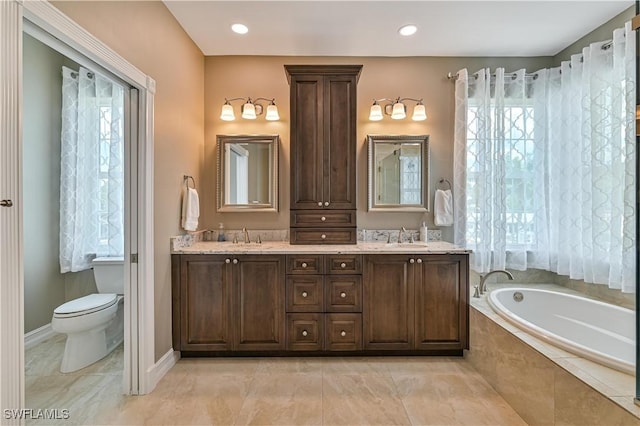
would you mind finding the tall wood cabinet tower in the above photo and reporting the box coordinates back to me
[285,65,363,244]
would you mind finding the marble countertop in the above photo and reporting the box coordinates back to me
[171,240,470,255]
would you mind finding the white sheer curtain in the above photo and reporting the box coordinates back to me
[453,22,635,292]
[60,66,124,273]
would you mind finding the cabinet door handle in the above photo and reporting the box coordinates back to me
[417,258,423,264]
[321,234,327,240]
[324,201,329,207]
[232,259,238,264]
[409,258,415,264]
[340,262,347,268]
[317,201,323,207]
[302,330,308,337]
[301,262,308,268]
[225,258,231,264]
[340,330,347,337]
[340,292,347,298]
[321,216,326,222]
[302,291,308,298]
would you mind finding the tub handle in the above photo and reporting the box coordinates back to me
[473,285,480,298]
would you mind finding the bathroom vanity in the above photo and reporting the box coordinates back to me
[171,241,469,356]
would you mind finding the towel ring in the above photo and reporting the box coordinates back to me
[438,178,451,190]
[183,175,196,189]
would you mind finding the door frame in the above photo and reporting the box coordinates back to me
[0,0,156,414]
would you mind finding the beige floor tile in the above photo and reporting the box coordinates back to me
[235,373,323,425]
[321,356,390,376]
[322,373,411,425]
[255,357,324,374]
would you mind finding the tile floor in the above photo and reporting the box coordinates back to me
[26,335,526,425]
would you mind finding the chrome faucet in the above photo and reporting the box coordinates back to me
[242,227,250,244]
[398,226,407,243]
[479,269,514,295]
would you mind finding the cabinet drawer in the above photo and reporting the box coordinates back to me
[286,276,323,312]
[286,255,324,274]
[326,255,362,274]
[290,211,356,228]
[290,228,356,245]
[325,313,362,351]
[287,313,324,351]
[325,276,362,312]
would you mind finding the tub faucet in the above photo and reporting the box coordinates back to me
[479,269,514,295]
[242,227,250,244]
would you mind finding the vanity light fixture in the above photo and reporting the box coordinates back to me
[369,97,427,121]
[220,97,280,121]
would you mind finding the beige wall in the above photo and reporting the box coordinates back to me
[52,0,205,361]
[203,56,553,242]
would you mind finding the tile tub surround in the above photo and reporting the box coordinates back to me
[468,283,640,425]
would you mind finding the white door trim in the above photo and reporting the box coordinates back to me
[0,1,25,422]
[1,0,157,410]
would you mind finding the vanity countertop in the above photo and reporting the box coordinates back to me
[171,240,470,255]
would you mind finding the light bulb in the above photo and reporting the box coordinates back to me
[391,102,406,120]
[369,104,383,121]
[220,104,235,121]
[412,104,427,121]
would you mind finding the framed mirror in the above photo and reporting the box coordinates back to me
[367,135,430,212]
[216,134,279,212]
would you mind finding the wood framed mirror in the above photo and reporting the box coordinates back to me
[216,134,279,212]
[367,134,430,212]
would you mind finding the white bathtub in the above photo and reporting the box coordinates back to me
[487,287,635,375]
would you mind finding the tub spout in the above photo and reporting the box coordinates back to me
[479,270,514,295]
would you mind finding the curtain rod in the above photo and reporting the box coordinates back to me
[447,37,617,81]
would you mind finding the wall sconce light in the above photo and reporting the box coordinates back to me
[369,97,427,121]
[220,97,280,121]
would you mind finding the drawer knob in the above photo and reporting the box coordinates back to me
[324,201,329,206]
[340,262,347,268]
[340,292,347,298]
[302,291,308,298]
[302,330,308,337]
[317,201,323,207]
[340,331,347,337]
[409,258,415,264]
[301,262,308,268]
[233,259,238,264]
[321,234,327,240]
[225,258,231,264]
[321,216,326,222]
[417,258,423,264]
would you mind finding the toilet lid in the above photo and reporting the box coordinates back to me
[54,294,118,317]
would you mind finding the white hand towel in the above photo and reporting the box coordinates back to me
[434,189,453,227]
[181,187,200,231]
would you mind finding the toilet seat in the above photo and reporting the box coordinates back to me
[53,294,118,318]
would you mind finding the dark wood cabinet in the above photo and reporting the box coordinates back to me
[172,254,285,352]
[172,252,468,356]
[363,254,469,352]
[286,65,362,244]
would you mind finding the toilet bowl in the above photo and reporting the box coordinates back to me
[51,256,124,373]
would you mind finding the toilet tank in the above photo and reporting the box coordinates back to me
[92,256,124,294]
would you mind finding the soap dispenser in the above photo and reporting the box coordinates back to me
[217,223,226,242]
[419,222,428,243]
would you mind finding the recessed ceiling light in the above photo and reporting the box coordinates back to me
[398,24,417,36]
[231,23,249,35]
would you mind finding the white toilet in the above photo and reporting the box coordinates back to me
[51,256,124,373]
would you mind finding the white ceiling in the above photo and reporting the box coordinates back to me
[163,1,633,57]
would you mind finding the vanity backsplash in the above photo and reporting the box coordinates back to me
[171,228,442,251]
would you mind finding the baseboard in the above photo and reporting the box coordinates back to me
[146,348,179,393]
[24,323,58,350]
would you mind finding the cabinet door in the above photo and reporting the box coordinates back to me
[234,255,285,351]
[290,75,324,210]
[363,255,414,350]
[414,255,469,350]
[323,75,357,209]
[180,255,232,351]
